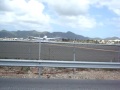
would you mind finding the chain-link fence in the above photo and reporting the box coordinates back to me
[0,41,120,62]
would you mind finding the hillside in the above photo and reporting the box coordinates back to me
[0,30,88,40]
[0,30,119,40]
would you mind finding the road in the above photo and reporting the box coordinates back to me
[0,78,120,90]
[0,41,119,62]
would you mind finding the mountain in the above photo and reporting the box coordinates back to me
[0,30,119,40]
[43,31,89,40]
[91,37,120,40]
[0,30,88,40]
[104,37,120,40]
[90,37,102,40]
[0,30,16,38]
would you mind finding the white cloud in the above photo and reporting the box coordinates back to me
[56,15,97,29]
[42,0,90,16]
[93,0,120,30]
[109,17,120,28]
[1,0,110,31]
[41,0,98,29]
[95,0,120,16]
[0,0,51,31]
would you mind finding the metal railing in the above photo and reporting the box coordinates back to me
[0,59,120,69]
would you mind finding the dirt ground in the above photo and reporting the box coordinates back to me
[0,67,120,80]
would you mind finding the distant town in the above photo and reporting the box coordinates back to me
[0,36,120,44]
[0,30,120,44]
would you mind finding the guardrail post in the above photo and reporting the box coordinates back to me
[38,67,42,78]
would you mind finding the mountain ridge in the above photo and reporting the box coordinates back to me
[0,30,88,40]
[0,30,119,40]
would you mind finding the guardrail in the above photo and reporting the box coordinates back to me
[0,59,120,69]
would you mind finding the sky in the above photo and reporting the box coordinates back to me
[0,0,120,38]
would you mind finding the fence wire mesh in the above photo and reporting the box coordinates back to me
[0,41,120,62]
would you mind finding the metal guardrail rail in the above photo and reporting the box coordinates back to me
[0,59,120,69]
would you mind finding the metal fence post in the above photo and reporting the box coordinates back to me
[118,46,120,62]
[38,35,42,78]
[39,36,41,60]
[29,44,31,59]
[73,40,76,73]
[73,41,76,62]
[49,48,50,59]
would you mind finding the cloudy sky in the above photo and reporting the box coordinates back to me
[0,0,120,38]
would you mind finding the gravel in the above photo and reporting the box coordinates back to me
[0,67,120,80]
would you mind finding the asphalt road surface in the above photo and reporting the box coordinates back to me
[0,78,120,90]
[0,41,120,62]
